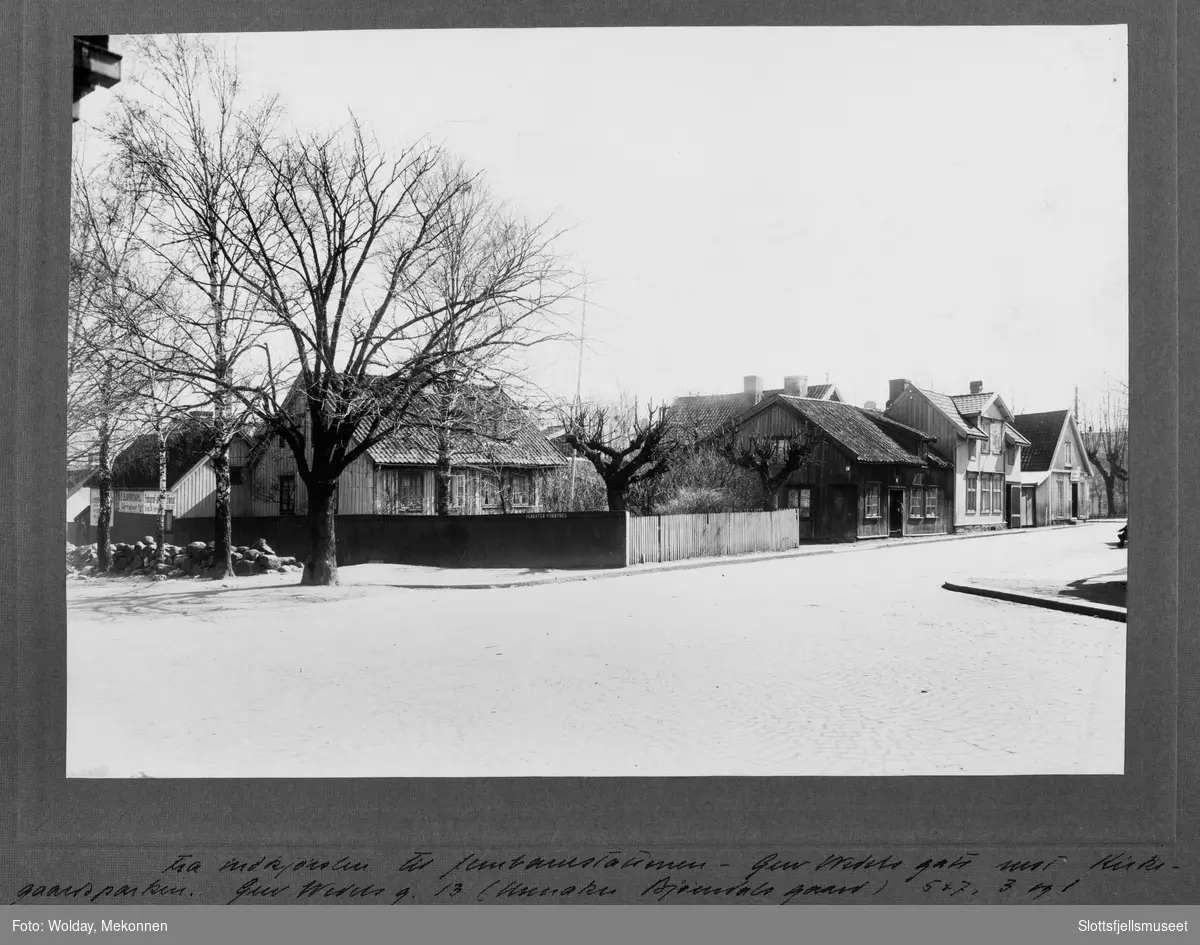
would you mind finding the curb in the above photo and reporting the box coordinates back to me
[941,581,1127,623]
[388,522,1104,591]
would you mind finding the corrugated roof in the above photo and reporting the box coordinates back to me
[1012,410,1071,472]
[776,396,925,466]
[366,388,567,468]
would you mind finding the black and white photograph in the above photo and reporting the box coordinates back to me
[66,25,1129,780]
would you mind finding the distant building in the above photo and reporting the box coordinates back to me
[672,373,843,442]
[884,379,1031,531]
[1012,410,1095,526]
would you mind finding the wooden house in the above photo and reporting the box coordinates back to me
[730,394,954,542]
[244,383,568,517]
[1011,410,1094,526]
[883,379,1031,531]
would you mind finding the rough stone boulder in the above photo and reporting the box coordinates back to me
[254,538,275,555]
[255,554,282,571]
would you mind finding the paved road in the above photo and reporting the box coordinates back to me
[67,522,1126,778]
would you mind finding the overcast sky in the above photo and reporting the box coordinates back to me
[83,26,1128,415]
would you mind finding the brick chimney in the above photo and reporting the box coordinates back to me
[886,379,910,410]
[743,375,764,408]
[783,374,808,397]
[969,380,983,395]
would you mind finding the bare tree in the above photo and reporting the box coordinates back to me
[220,123,574,585]
[559,398,679,513]
[106,34,280,579]
[69,157,165,570]
[718,423,825,511]
[1084,379,1129,518]
[398,170,575,515]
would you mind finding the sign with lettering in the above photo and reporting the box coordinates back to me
[1070,469,1081,483]
[95,489,174,518]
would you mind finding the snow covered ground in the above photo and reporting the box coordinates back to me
[67,522,1126,778]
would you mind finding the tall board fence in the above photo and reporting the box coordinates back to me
[170,508,800,571]
[625,509,800,566]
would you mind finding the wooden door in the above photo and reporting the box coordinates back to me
[888,488,904,538]
[1021,487,1034,527]
[830,485,859,543]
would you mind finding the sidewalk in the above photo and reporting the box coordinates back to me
[344,521,1102,590]
[943,567,1127,623]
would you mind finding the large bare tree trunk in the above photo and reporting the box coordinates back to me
[435,435,452,516]
[302,480,339,586]
[155,423,168,561]
[211,449,234,578]
[96,419,113,571]
[606,483,627,513]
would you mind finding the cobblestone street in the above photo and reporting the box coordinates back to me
[67,522,1126,778]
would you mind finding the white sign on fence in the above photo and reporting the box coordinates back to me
[92,488,174,520]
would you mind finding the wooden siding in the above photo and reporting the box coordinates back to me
[626,509,799,565]
[885,391,962,459]
[782,439,952,542]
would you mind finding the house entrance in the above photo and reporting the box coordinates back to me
[1021,486,1035,527]
[1071,483,1079,519]
[828,484,859,543]
[888,488,904,538]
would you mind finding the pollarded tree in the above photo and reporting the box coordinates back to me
[559,398,679,513]
[1084,379,1129,518]
[718,422,825,511]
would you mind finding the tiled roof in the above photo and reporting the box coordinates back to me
[776,396,925,466]
[950,392,993,416]
[917,388,988,439]
[674,382,841,437]
[366,388,567,469]
[1012,410,1071,472]
[804,383,838,401]
[671,393,747,438]
[859,410,939,443]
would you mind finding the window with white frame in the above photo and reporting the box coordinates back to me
[797,487,812,519]
[980,473,992,514]
[449,473,466,509]
[909,487,923,518]
[1055,477,1066,518]
[774,438,791,464]
[378,468,423,513]
[968,438,978,461]
[482,476,501,508]
[966,473,978,513]
[1064,441,1073,467]
[508,472,532,507]
[865,483,881,518]
[925,486,938,518]
[991,474,1003,515]
[989,420,1002,454]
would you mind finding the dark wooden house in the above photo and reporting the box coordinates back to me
[729,394,954,542]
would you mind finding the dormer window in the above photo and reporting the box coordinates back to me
[1064,442,1073,467]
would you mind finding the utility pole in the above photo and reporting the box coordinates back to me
[568,277,587,511]
[1074,386,1079,422]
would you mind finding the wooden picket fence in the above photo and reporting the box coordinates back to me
[625,509,800,566]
